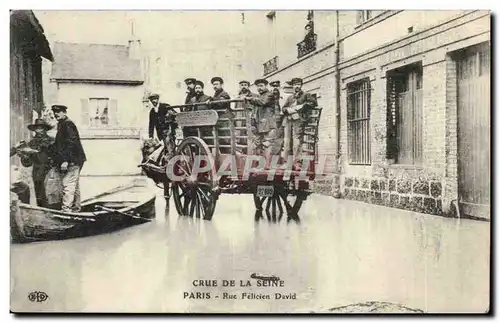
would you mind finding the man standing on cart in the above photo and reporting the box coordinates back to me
[184,78,197,106]
[244,79,278,162]
[210,77,231,109]
[184,80,211,138]
[210,77,231,148]
[148,93,177,160]
[187,80,211,109]
[235,80,257,147]
[282,77,318,163]
[270,80,285,157]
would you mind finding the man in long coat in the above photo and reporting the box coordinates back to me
[51,104,87,212]
[235,80,258,147]
[148,93,177,159]
[282,77,318,160]
[270,80,285,157]
[244,79,278,158]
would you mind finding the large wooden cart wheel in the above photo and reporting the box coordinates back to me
[171,137,219,220]
[252,184,307,222]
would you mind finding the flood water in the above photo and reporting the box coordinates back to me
[10,189,490,313]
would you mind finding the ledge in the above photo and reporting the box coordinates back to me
[264,10,485,85]
[349,11,402,39]
[80,127,142,140]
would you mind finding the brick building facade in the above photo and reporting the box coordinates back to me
[247,10,490,220]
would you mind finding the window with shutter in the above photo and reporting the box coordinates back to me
[80,98,89,126]
[386,63,423,165]
[88,98,111,127]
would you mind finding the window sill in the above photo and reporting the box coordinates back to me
[388,164,424,170]
[80,127,141,140]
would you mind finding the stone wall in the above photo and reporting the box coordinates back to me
[342,175,443,215]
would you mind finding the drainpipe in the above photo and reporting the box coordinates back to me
[333,10,342,198]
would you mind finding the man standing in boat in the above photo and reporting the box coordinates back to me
[51,104,87,213]
[16,119,55,208]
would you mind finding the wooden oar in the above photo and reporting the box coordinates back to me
[80,182,137,205]
[94,205,152,222]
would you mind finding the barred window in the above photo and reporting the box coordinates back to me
[347,78,371,165]
[386,63,423,165]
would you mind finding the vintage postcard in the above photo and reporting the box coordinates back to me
[9,9,491,314]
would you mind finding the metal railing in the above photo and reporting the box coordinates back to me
[263,56,279,76]
[297,34,317,59]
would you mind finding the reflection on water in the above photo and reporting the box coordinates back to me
[254,210,300,224]
[10,192,490,313]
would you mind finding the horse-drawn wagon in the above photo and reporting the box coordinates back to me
[140,99,322,221]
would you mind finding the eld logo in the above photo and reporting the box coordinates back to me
[28,291,49,303]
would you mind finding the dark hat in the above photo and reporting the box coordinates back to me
[51,104,68,112]
[148,93,160,100]
[195,80,205,88]
[288,77,303,85]
[211,77,224,84]
[270,80,281,87]
[239,80,250,86]
[184,78,196,84]
[27,119,52,131]
[254,79,269,85]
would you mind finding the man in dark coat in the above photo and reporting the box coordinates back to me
[187,80,211,109]
[148,93,177,159]
[235,80,257,146]
[210,77,231,147]
[270,80,285,156]
[210,77,231,110]
[51,104,87,212]
[184,81,211,138]
[17,119,55,207]
[184,78,197,106]
[282,77,318,160]
[244,79,278,158]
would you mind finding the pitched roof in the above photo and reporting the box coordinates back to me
[10,10,53,61]
[51,42,144,84]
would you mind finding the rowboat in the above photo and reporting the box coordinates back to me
[10,177,156,243]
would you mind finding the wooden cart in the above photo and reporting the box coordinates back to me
[140,99,322,221]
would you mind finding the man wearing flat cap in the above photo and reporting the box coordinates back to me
[148,93,177,160]
[187,80,211,110]
[270,80,286,156]
[16,119,55,207]
[51,104,87,212]
[283,77,318,161]
[184,80,212,137]
[243,79,278,159]
[235,80,258,146]
[184,78,197,105]
[210,77,231,110]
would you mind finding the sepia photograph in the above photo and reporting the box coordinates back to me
[9,8,491,314]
